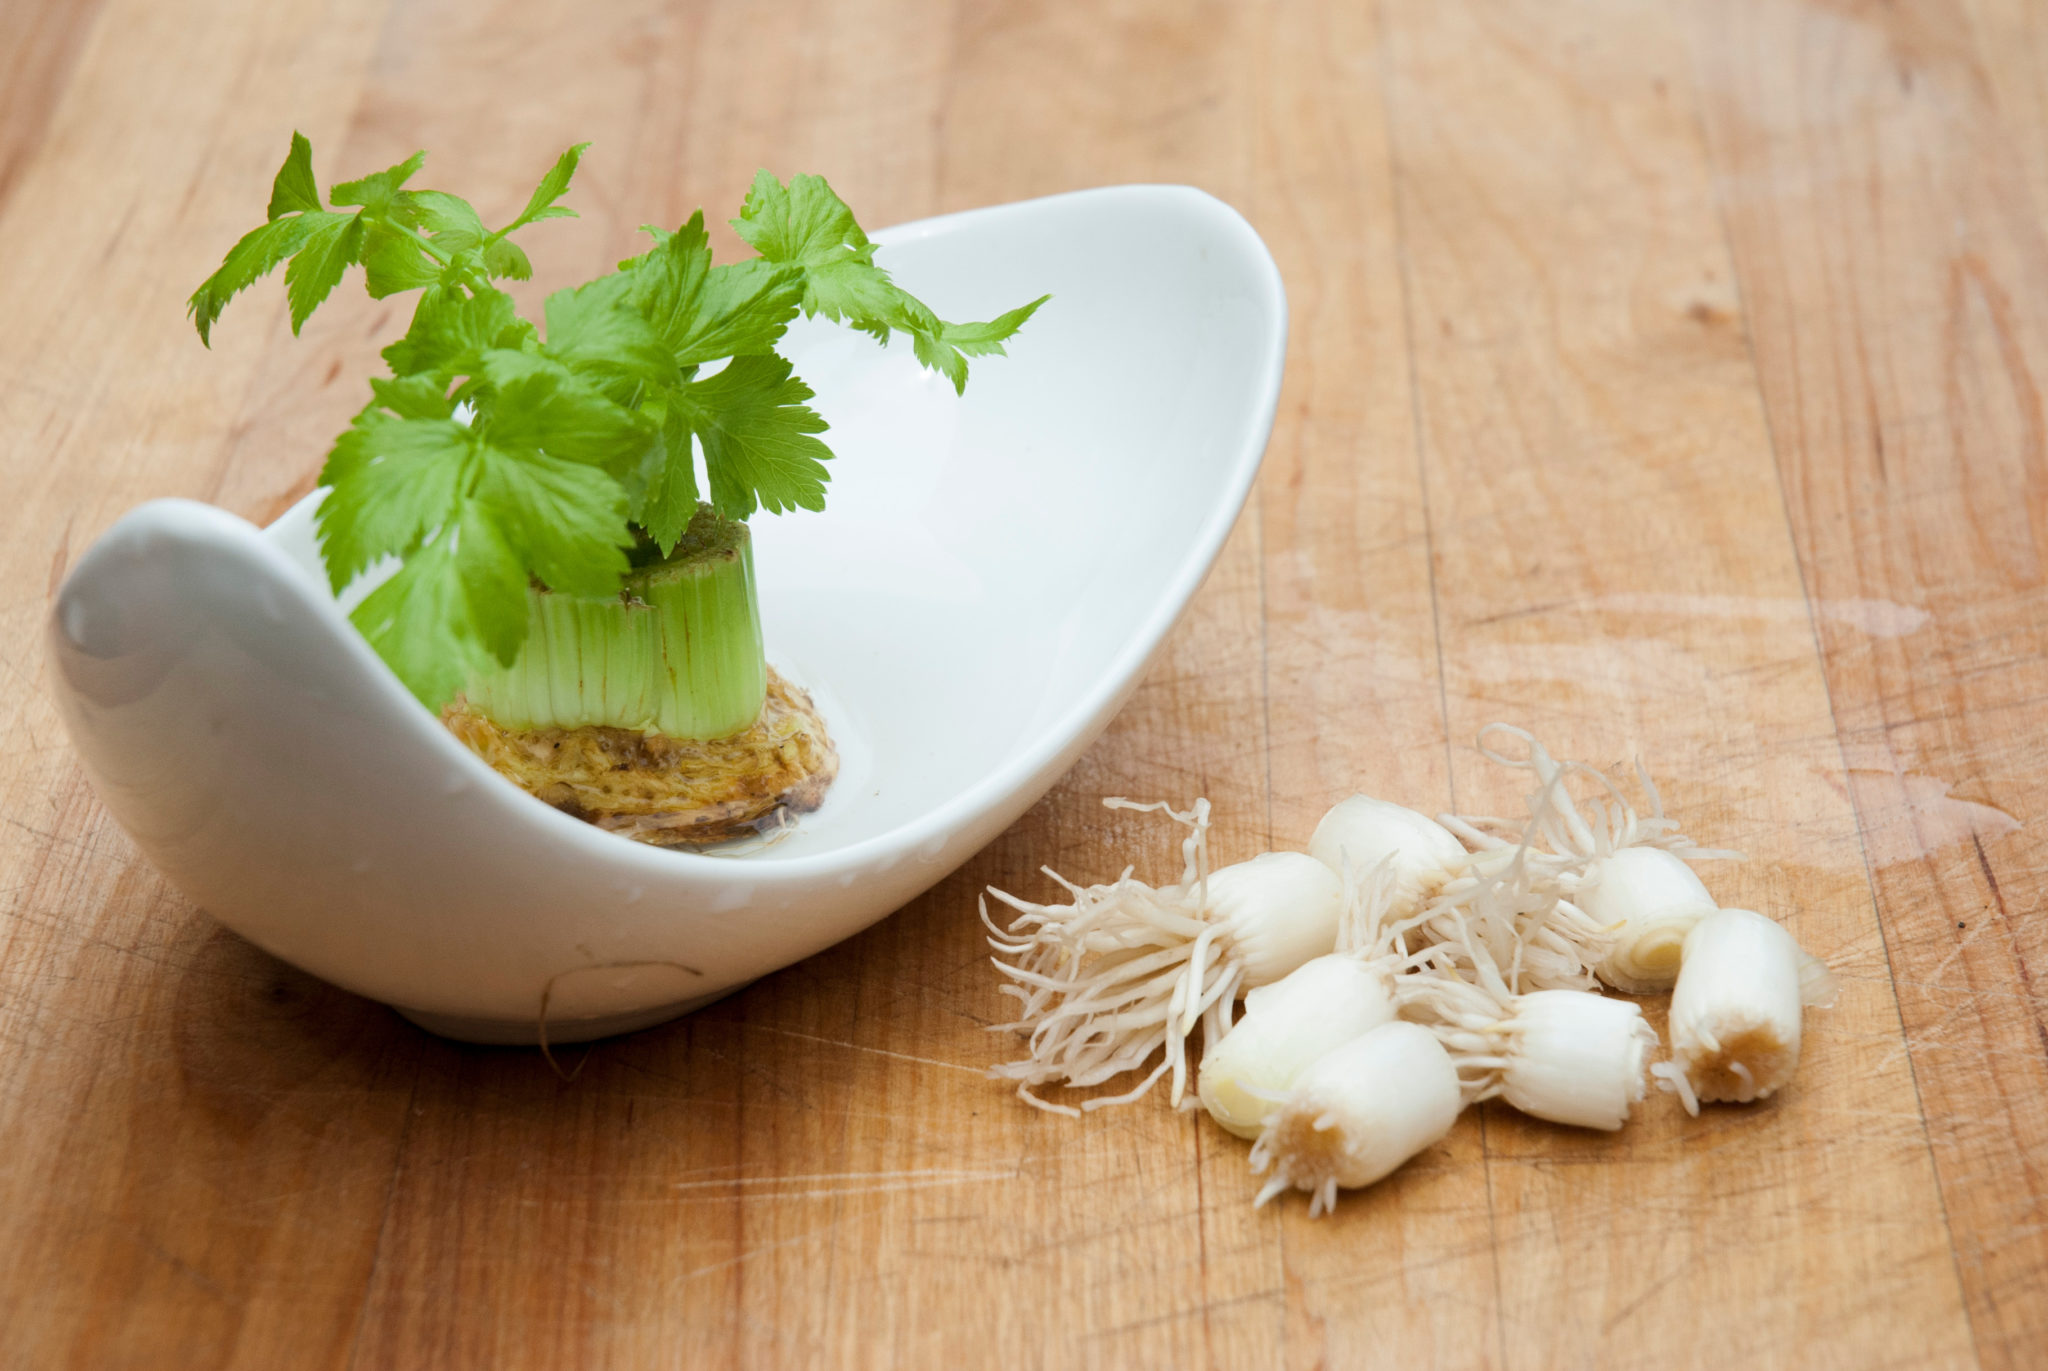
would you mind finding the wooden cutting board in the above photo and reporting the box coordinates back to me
[1,0,2042,1366]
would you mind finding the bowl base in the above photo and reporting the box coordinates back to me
[394,985,744,1045]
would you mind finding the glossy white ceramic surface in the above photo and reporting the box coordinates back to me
[46,185,1286,1042]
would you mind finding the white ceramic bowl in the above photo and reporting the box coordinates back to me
[47,185,1286,1043]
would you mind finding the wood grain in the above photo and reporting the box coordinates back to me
[1387,4,1971,1364]
[1693,6,2048,1365]
[1,0,2043,1367]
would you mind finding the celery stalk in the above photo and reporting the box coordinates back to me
[463,506,767,740]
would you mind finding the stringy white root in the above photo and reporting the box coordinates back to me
[1397,845,1614,994]
[1387,760,1618,994]
[1433,725,1741,993]
[985,798,1346,1115]
[1249,1021,1463,1217]
[1658,907,1839,1113]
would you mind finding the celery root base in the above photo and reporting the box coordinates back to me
[444,668,838,847]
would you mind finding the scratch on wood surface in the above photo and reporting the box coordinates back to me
[3,812,107,861]
[741,1023,985,1074]
[679,1229,840,1283]
[103,1218,234,1306]
[1603,1252,1702,1335]
[671,1168,1017,1202]
[1488,591,1939,638]
[1972,833,2048,1066]
[1889,976,2048,1008]
[1086,1287,1286,1341]
[1921,915,2003,988]
[45,514,72,599]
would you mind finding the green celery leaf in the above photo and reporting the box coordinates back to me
[329,397,636,700]
[451,504,529,667]
[398,189,485,244]
[266,132,321,220]
[396,189,489,283]
[381,284,520,376]
[481,349,653,474]
[730,171,901,328]
[635,409,702,550]
[472,442,632,598]
[330,150,427,214]
[188,214,325,344]
[732,170,872,266]
[905,296,1047,395]
[630,213,802,364]
[668,353,830,519]
[367,373,455,420]
[314,410,473,591]
[483,237,533,281]
[360,222,442,299]
[910,328,969,395]
[283,212,366,333]
[543,272,672,388]
[348,531,479,708]
[730,170,1044,392]
[692,260,804,358]
[504,143,588,232]
[939,294,1050,355]
[622,215,712,345]
[794,255,902,329]
[878,284,939,335]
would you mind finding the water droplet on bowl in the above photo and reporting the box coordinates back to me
[59,597,95,649]
[709,884,755,913]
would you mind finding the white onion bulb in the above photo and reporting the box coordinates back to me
[1248,1021,1463,1217]
[1204,852,1346,988]
[1309,796,1468,917]
[1661,908,1837,1111]
[1197,954,1399,1139]
[1581,847,1719,994]
[1498,990,1656,1131]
